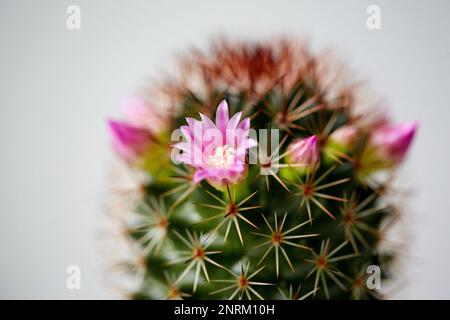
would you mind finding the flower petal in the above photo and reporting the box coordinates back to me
[200,113,217,130]
[180,125,193,142]
[215,99,229,133]
[238,117,250,132]
[227,111,242,130]
[245,138,258,149]
[186,117,197,130]
[193,170,208,183]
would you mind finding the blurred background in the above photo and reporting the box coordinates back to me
[0,0,449,299]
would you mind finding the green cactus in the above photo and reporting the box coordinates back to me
[107,38,416,300]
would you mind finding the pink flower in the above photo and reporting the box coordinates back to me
[287,135,319,166]
[108,120,152,163]
[173,100,257,186]
[370,121,418,165]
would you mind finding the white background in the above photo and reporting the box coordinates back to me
[0,0,449,299]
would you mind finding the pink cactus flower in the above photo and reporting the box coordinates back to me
[370,121,418,165]
[173,100,257,186]
[108,120,152,163]
[287,135,319,166]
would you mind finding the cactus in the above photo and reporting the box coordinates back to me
[106,38,417,300]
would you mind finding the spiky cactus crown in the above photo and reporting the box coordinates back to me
[106,38,417,300]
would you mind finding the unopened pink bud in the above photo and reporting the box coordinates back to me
[287,135,319,166]
[108,120,152,163]
[371,121,418,165]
